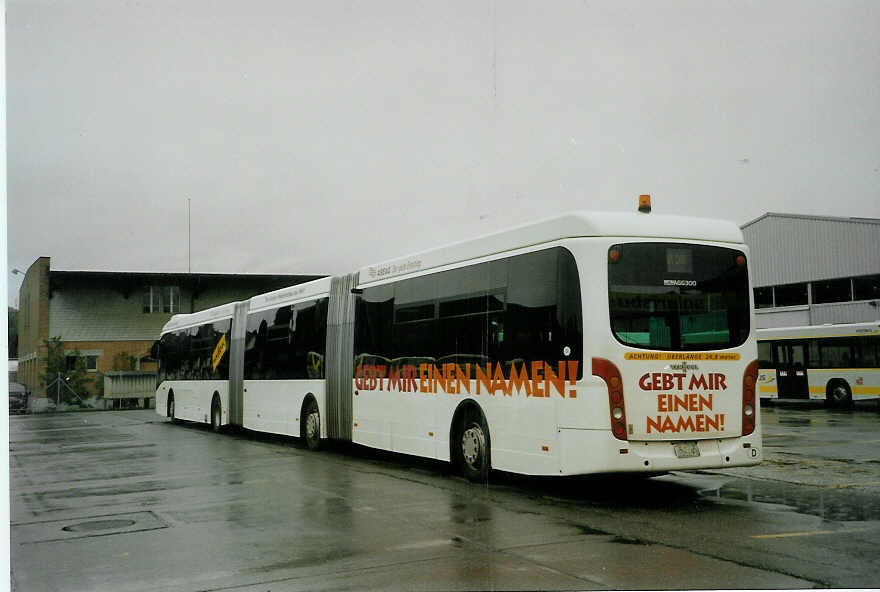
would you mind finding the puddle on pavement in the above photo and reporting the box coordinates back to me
[700,478,880,521]
[777,417,813,427]
[63,519,137,533]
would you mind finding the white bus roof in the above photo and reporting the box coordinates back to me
[757,321,880,340]
[161,278,334,335]
[162,302,238,334]
[247,277,332,312]
[358,210,744,285]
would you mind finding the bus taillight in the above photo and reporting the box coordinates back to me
[592,358,628,441]
[742,360,758,436]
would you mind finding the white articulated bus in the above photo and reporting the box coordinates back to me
[156,204,762,478]
[757,321,880,407]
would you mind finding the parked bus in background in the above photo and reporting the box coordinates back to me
[156,198,762,479]
[757,321,880,407]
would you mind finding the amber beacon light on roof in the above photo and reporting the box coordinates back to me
[638,194,652,213]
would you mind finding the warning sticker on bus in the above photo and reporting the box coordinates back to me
[625,352,740,361]
[212,335,228,371]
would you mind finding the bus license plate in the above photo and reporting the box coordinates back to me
[673,441,700,459]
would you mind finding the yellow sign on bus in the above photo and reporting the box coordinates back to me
[212,334,228,371]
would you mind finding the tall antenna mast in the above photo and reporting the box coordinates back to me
[187,198,191,274]
[492,0,497,107]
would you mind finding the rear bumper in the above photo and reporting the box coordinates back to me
[558,428,762,475]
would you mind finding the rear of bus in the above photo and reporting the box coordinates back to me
[583,234,760,473]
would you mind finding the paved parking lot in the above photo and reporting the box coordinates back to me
[9,406,880,590]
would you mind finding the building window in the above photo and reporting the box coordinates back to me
[143,286,180,313]
[65,355,98,372]
[813,278,852,304]
[854,274,880,301]
[143,287,161,313]
[754,287,774,309]
[163,286,180,313]
[774,282,808,307]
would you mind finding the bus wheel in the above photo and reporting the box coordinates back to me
[827,380,853,408]
[210,397,222,432]
[302,398,322,451]
[457,410,490,482]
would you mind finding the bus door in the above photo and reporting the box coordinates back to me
[774,341,809,398]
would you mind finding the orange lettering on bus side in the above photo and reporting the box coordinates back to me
[387,367,401,392]
[531,361,545,397]
[491,363,510,396]
[509,364,532,396]
[545,362,566,398]
[456,364,471,394]
[432,364,447,394]
[475,364,491,395]
[419,364,430,393]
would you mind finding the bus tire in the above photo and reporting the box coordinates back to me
[302,397,322,451]
[826,380,853,408]
[168,392,178,423]
[210,395,222,432]
[455,407,490,483]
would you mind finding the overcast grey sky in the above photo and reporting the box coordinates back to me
[7,0,880,305]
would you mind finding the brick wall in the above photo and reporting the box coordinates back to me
[62,339,157,397]
[17,258,50,397]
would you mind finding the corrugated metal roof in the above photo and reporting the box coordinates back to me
[742,212,880,229]
[742,213,880,286]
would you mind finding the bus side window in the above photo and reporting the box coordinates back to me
[859,336,879,367]
[808,339,820,368]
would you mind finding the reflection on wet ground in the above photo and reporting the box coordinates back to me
[212,418,880,525]
[11,410,880,590]
[313,430,880,526]
[694,473,880,522]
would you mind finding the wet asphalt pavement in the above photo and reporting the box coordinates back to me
[9,404,880,591]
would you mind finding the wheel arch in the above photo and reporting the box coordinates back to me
[825,378,853,408]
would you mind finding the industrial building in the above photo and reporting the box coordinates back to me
[742,213,880,329]
[16,256,323,402]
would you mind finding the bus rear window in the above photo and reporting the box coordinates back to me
[608,243,750,351]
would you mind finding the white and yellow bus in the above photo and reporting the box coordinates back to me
[156,202,762,479]
[757,322,880,407]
